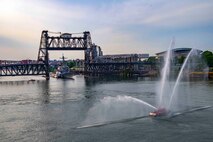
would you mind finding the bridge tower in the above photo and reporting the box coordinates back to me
[37,30,94,80]
[37,31,49,80]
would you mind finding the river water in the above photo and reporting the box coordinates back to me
[0,75,213,142]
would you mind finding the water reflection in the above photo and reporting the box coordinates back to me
[0,75,213,141]
[84,75,140,86]
[0,80,42,86]
[39,81,50,104]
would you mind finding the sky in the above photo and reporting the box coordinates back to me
[0,0,213,60]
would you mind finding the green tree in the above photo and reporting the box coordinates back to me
[146,56,157,64]
[177,56,185,64]
[202,51,213,67]
[67,61,76,68]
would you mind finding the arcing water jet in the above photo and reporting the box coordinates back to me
[168,49,194,109]
[158,38,175,109]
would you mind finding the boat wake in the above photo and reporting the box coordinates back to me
[170,105,212,118]
[77,115,149,129]
[77,105,212,129]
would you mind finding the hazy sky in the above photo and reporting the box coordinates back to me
[0,0,213,60]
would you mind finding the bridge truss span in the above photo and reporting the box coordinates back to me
[47,32,91,50]
[0,64,46,76]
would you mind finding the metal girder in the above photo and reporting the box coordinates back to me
[47,48,87,50]
[0,64,46,76]
[47,37,86,49]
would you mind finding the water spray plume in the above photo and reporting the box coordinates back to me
[158,38,175,107]
[82,96,156,125]
[168,49,194,109]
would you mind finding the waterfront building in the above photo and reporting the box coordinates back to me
[96,54,149,63]
[156,48,203,65]
[156,48,193,58]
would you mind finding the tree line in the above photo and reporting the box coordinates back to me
[202,50,213,67]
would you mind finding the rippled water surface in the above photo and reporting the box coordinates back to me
[0,75,213,142]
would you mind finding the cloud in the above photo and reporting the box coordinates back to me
[88,0,213,53]
[0,35,38,59]
[80,1,213,46]
[0,36,27,48]
[0,0,92,59]
[82,0,213,29]
[142,2,213,27]
[0,0,213,59]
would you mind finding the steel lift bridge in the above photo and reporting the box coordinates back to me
[0,30,101,79]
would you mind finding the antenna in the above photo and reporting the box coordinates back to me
[60,53,67,63]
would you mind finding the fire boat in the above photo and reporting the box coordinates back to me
[149,108,167,117]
